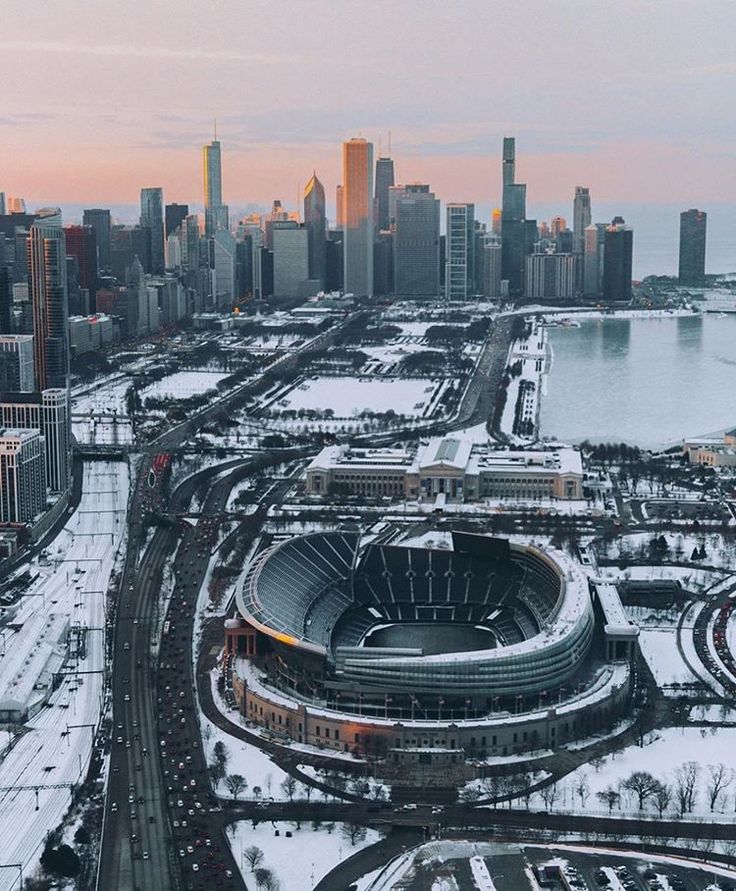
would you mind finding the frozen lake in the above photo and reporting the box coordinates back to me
[539,314,736,448]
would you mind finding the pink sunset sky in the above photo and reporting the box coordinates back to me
[1,0,735,216]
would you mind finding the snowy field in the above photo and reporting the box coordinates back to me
[72,375,131,416]
[228,820,380,891]
[637,627,700,690]
[0,460,128,889]
[272,376,448,418]
[540,727,736,819]
[140,370,229,401]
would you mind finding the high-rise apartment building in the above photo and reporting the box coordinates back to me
[342,138,374,296]
[480,236,503,299]
[0,389,70,494]
[603,221,634,302]
[375,156,395,231]
[393,185,440,297]
[140,188,165,274]
[678,209,707,285]
[0,428,46,523]
[335,185,344,229]
[525,251,576,301]
[27,212,69,391]
[0,335,34,391]
[0,193,6,215]
[82,208,111,270]
[446,204,475,300]
[303,173,326,286]
[211,229,236,309]
[203,139,229,235]
[573,187,592,256]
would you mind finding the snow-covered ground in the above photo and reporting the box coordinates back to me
[271,375,450,419]
[228,820,380,891]
[0,460,129,889]
[637,627,700,690]
[141,370,230,401]
[538,727,736,819]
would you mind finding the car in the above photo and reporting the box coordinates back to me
[125,739,131,748]
[192,864,199,872]
[131,834,138,844]
[111,802,118,812]
[130,810,136,819]
[187,845,194,854]
[124,642,130,650]
[124,694,131,702]
[128,794,134,804]
[142,851,149,860]
[179,850,186,858]
[117,736,123,744]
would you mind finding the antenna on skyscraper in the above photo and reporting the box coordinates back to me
[378,133,382,157]
[214,117,218,140]
[388,130,392,156]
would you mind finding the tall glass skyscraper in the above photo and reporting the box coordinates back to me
[446,203,475,300]
[501,137,527,295]
[304,173,326,286]
[393,185,440,297]
[573,187,592,256]
[140,187,165,274]
[678,209,707,285]
[203,139,229,236]
[342,138,374,296]
[27,211,69,391]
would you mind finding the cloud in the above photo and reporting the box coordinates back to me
[0,39,294,65]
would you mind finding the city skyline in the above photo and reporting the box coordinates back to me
[1,1,735,211]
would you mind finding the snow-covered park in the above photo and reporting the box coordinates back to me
[228,819,380,891]
[271,375,450,419]
[140,370,230,401]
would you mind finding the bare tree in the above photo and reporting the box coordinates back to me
[224,774,247,800]
[706,763,731,812]
[622,771,660,811]
[574,773,591,809]
[202,724,213,757]
[350,778,371,798]
[244,845,264,871]
[371,784,386,801]
[299,781,313,802]
[596,787,621,814]
[255,867,280,891]
[674,762,700,815]
[280,775,297,802]
[341,823,367,846]
[653,782,672,818]
[539,783,559,811]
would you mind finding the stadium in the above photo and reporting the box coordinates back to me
[228,531,637,762]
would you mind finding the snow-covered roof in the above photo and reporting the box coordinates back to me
[596,583,639,638]
[0,613,69,714]
[417,436,474,472]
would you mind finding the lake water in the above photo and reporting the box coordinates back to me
[539,314,736,448]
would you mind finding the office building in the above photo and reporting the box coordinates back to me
[603,221,634,302]
[272,223,309,298]
[27,212,69,391]
[375,156,395,231]
[342,138,374,296]
[491,208,502,236]
[525,251,576,301]
[82,208,111,271]
[165,203,189,238]
[678,208,707,285]
[203,139,229,235]
[0,335,34,391]
[0,428,46,523]
[393,185,440,297]
[501,137,529,295]
[445,204,475,300]
[573,187,591,256]
[0,193,5,216]
[335,185,344,229]
[110,224,151,281]
[481,236,503,299]
[303,173,326,286]
[583,223,606,296]
[0,389,69,494]
[64,224,98,310]
[212,229,236,308]
[140,187,165,274]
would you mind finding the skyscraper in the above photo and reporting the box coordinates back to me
[0,335,35,391]
[335,185,344,228]
[393,185,440,297]
[0,265,11,335]
[27,212,69,391]
[491,208,502,236]
[212,229,237,309]
[82,208,111,271]
[0,193,6,216]
[272,223,309,298]
[165,203,189,238]
[375,156,395,231]
[446,204,475,300]
[501,137,527,295]
[573,187,592,256]
[342,138,374,296]
[0,389,70,493]
[583,223,607,296]
[140,187,165,274]
[303,173,326,286]
[678,209,707,285]
[64,225,98,310]
[203,139,229,235]
[0,428,46,523]
[603,220,634,302]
